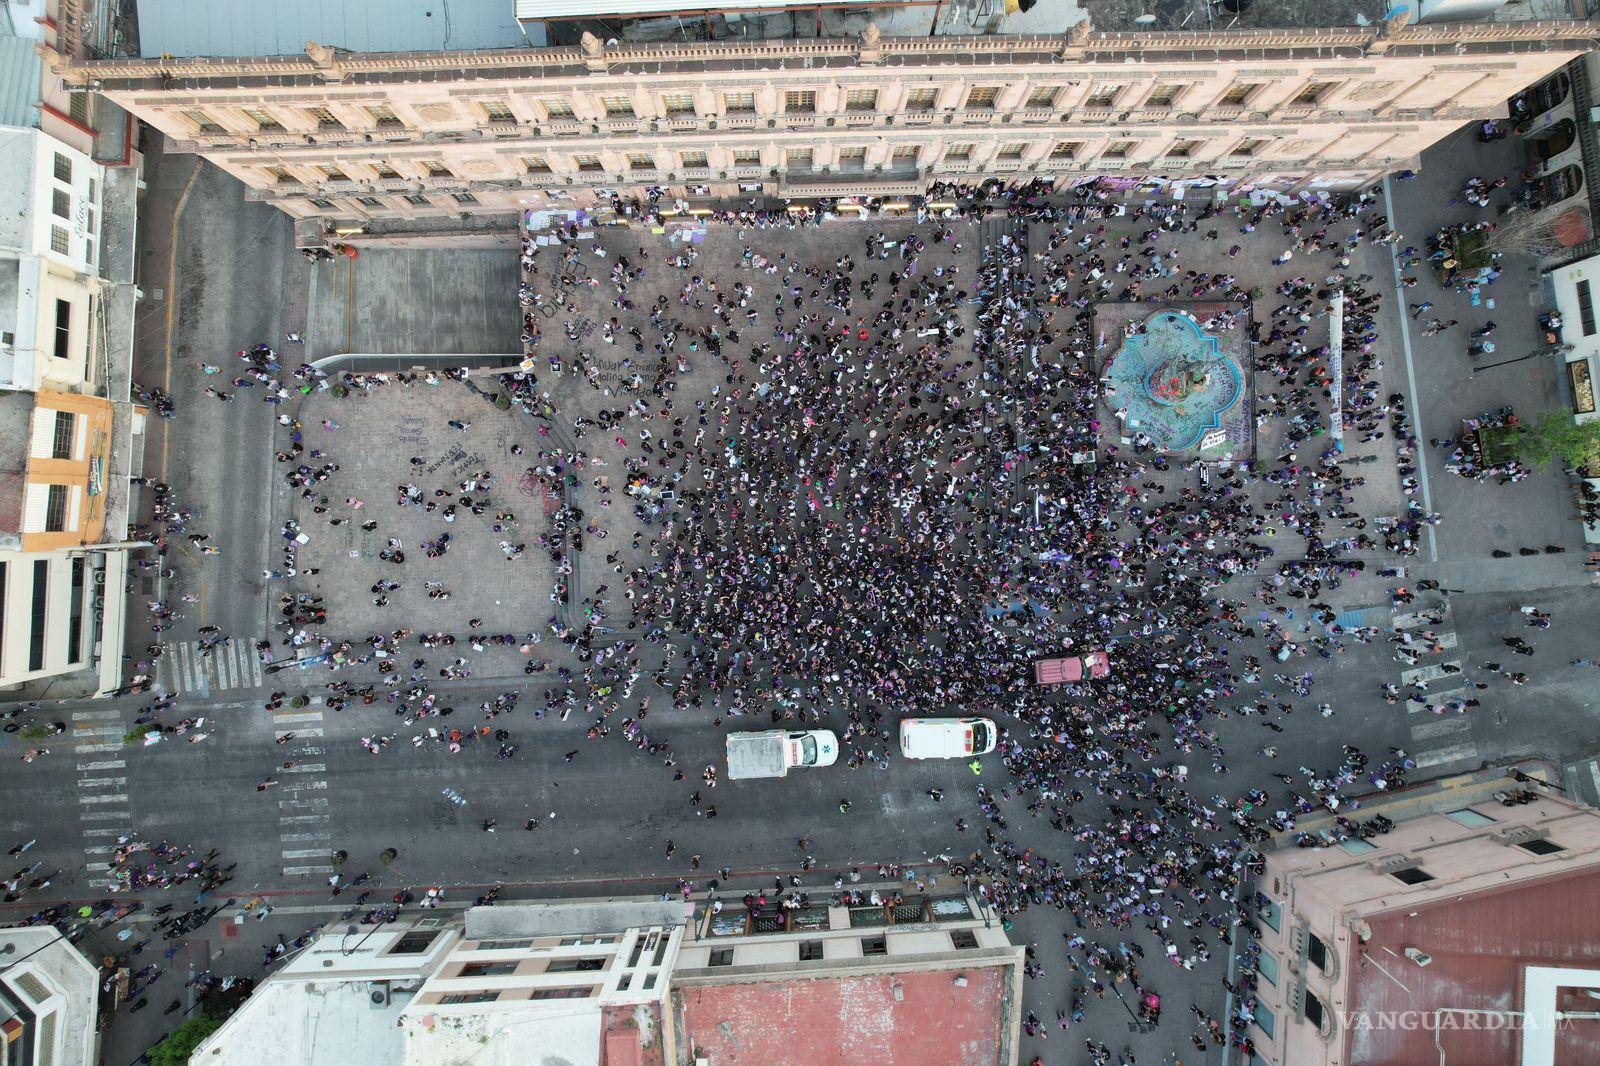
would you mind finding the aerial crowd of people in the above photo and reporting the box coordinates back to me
[11,170,1546,1063]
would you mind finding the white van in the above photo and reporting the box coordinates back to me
[899,717,998,760]
[726,729,839,780]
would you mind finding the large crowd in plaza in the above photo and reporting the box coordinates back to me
[509,181,1425,1061]
[40,176,1489,1060]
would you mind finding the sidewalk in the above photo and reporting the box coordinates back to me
[1382,126,1588,565]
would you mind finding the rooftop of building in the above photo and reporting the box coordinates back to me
[463,898,686,940]
[132,0,538,59]
[0,389,32,536]
[127,0,1434,61]
[0,927,100,1066]
[0,35,43,130]
[0,128,41,260]
[1344,864,1600,1065]
[673,965,1012,1066]
[1080,0,1386,32]
[189,976,416,1066]
[399,1001,604,1066]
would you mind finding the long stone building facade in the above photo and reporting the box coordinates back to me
[36,0,1600,238]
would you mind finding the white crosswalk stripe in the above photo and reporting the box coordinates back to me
[157,637,266,696]
[276,728,324,740]
[71,709,122,722]
[275,744,334,874]
[1394,632,1458,662]
[272,710,324,725]
[1400,660,1463,687]
[1413,741,1478,769]
[1407,687,1469,713]
[1392,604,1450,630]
[1385,600,1480,773]
[1410,717,1471,742]
[68,704,134,887]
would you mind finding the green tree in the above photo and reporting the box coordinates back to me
[1506,410,1600,470]
[148,1016,223,1066]
[122,724,158,745]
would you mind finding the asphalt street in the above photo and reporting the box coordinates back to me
[126,136,297,674]
[3,124,1600,1066]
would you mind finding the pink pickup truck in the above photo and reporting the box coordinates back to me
[1033,651,1110,685]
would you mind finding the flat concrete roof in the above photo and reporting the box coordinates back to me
[134,0,531,59]
[464,900,686,939]
[0,390,34,536]
[0,35,43,130]
[401,1005,602,1066]
[0,928,99,1066]
[190,978,414,1066]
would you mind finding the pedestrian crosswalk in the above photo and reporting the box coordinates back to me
[68,707,126,754]
[156,637,265,697]
[72,710,131,890]
[1390,599,1480,773]
[272,703,334,879]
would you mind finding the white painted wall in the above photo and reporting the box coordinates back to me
[1544,253,1600,423]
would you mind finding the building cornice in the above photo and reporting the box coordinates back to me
[42,18,1600,91]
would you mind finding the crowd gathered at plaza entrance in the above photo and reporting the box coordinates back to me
[31,174,1531,1062]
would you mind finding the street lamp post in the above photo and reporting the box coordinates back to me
[1106,976,1156,1033]
[0,931,66,979]
[1471,350,1546,373]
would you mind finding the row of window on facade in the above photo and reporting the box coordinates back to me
[46,151,97,269]
[8,299,85,361]
[0,556,89,676]
[270,134,1290,201]
[179,74,1397,136]
[1248,804,1573,1050]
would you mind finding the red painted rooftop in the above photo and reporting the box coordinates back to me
[602,1003,660,1066]
[675,967,1010,1066]
[1345,866,1600,1065]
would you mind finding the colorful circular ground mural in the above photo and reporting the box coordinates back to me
[1101,308,1250,458]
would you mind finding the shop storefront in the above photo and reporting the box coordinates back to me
[1545,252,1600,426]
[1511,70,1572,122]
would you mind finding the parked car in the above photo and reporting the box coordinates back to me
[899,717,998,760]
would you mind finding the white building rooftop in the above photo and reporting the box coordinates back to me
[189,978,412,1066]
[401,1004,603,1066]
[0,928,99,1066]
